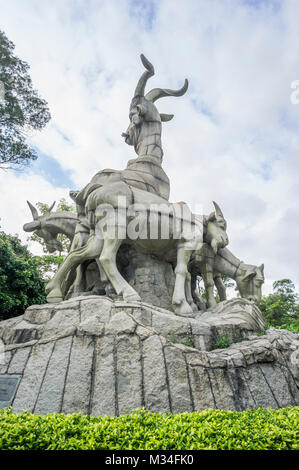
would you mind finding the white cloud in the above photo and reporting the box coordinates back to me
[0,0,299,295]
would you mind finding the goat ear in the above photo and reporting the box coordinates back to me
[242,271,256,282]
[259,264,264,274]
[208,212,216,222]
[160,113,174,122]
[69,191,79,202]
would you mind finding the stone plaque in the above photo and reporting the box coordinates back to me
[0,374,21,408]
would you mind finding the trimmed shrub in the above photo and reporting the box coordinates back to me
[0,407,298,450]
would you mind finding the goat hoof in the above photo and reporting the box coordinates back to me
[123,292,141,302]
[46,296,63,304]
[173,300,194,317]
[46,288,63,304]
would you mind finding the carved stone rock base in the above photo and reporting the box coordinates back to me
[0,296,298,414]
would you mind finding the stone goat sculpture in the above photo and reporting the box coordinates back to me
[44,195,228,315]
[23,200,79,252]
[188,244,265,310]
[74,54,188,207]
[23,56,229,315]
[23,197,229,316]
[23,200,103,296]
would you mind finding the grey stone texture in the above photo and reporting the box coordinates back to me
[0,296,298,415]
[61,336,94,415]
[91,336,116,416]
[34,336,72,414]
[116,334,143,414]
[142,335,171,413]
[119,245,175,311]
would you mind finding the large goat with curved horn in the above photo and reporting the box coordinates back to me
[122,54,188,163]
[73,54,189,206]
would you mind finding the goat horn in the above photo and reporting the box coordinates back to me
[212,201,224,219]
[27,200,39,220]
[145,78,188,103]
[47,201,56,213]
[134,54,155,98]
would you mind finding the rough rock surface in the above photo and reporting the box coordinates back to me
[0,296,298,415]
[119,245,175,311]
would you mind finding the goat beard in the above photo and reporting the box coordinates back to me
[211,237,226,254]
[129,124,141,149]
[46,239,64,253]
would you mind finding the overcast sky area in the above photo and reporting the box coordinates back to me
[0,0,299,295]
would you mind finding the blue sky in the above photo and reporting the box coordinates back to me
[0,0,299,293]
[129,0,157,30]
[23,152,75,189]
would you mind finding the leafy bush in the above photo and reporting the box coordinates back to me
[169,334,193,347]
[260,279,299,330]
[214,331,245,349]
[0,407,298,450]
[215,335,231,349]
[0,231,46,320]
[271,323,299,332]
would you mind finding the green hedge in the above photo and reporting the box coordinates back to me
[0,407,298,450]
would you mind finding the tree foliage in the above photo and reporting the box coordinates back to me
[0,230,46,320]
[0,30,51,168]
[259,279,299,330]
